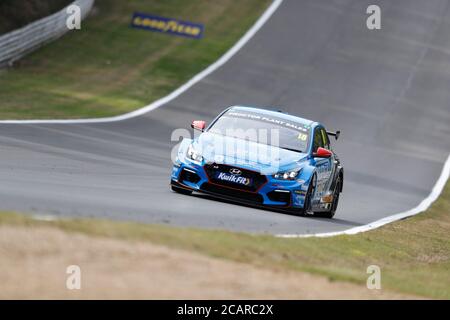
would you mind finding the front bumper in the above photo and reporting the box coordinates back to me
[171,161,310,209]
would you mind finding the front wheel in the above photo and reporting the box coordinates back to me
[171,184,193,195]
[300,174,317,215]
[315,177,341,219]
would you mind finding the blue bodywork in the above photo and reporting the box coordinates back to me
[170,106,343,214]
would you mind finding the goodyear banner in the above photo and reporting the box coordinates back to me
[131,12,204,39]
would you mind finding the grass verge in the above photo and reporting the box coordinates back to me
[1,180,449,299]
[0,0,270,119]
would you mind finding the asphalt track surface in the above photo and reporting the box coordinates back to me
[1,0,450,235]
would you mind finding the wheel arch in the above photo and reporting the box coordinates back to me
[298,164,316,186]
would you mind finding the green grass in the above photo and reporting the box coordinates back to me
[1,180,449,298]
[0,0,271,119]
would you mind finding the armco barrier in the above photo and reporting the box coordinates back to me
[0,0,94,68]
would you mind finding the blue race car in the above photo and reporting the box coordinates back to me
[170,106,343,218]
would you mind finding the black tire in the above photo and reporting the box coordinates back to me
[301,174,317,215]
[171,185,193,195]
[315,176,341,219]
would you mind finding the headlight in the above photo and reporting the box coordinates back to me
[187,144,203,162]
[273,169,301,180]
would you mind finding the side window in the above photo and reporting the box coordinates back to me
[313,128,324,152]
[321,128,330,150]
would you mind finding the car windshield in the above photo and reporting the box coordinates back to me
[208,110,310,153]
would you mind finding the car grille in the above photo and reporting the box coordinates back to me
[201,183,264,204]
[203,163,267,192]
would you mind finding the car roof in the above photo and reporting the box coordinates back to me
[228,105,318,128]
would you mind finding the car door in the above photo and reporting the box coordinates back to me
[312,127,333,198]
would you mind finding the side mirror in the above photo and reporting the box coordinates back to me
[191,120,206,132]
[313,147,332,158]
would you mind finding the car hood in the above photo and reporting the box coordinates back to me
[193,132,308,175]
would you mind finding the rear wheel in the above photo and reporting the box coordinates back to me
[315,176,341,219]
[171,184,193,195]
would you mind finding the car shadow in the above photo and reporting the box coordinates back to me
[190,192,362,228]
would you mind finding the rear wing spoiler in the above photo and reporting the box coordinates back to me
[327,130,341,140]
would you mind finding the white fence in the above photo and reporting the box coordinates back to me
[0,0,94,68]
